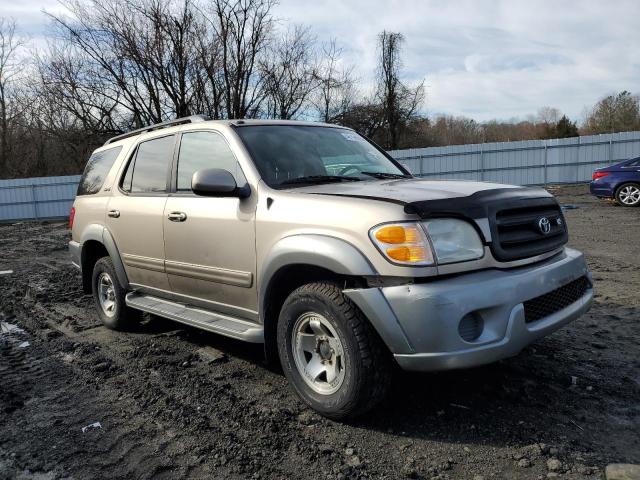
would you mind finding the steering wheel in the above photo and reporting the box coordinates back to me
[338,165,360,176]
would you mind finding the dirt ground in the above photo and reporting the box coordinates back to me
[0,184,638,480]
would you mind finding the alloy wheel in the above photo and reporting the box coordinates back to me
[291,312,346,395]
[97,272,117,317]
[619,185,640,205]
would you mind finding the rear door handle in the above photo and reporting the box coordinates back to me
[168,211,187,222]
[107,210,120,218]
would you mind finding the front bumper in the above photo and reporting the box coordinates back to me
[346,247,592,371]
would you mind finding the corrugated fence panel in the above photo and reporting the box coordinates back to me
[2,131,640,222]
[388,130,640,186]
[0,175,81,222]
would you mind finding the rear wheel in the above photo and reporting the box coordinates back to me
[277,282,392,420]
[92,256,139,330]
[615,183,640,207]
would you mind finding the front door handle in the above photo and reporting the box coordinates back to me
[168,211,187,222]
[107,210,120,218]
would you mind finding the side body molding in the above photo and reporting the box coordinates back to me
[259,234,376,317]
[79,224,130,289]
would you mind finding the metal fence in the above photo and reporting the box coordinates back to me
[390,130,640,184]
[1,130,639,222]
[0,175,81,222]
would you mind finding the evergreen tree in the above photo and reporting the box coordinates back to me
[555,115,579,138]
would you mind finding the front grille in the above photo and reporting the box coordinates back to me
[492,202,568,261]
[523,276,591,323]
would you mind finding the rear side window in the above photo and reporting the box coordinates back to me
[176,131,241,191]
[77,146,122,195]
[625,157,640,167]
[121,135,175,193]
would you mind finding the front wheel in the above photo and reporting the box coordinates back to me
[615,182,640,207]
[277,282,392,420]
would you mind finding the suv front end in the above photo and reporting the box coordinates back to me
[340,186,593,371]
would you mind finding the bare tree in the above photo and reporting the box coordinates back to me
[192,20,226,119]
[0,18,25,173]
[46,0,208,125]
[47,0,156,125]
[535,106,561,138]
[34,43,122,175]
[314,39,356,123]
[375,31,424,149]
[37,44,121,132]
[210,0,276,118]
[261,25,318,119]
[333,100,385,139]
[127,0,200,118]
[536,106,561,125]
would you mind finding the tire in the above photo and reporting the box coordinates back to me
[277,282,392,420]
[615,182,640,207]
[91,256,139,330]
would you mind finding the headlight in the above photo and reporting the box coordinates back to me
[423,218,484,264]
[370,223,435,266]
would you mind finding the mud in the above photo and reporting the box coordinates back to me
[0,184,638,479]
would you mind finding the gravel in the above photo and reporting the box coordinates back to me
[547,458,563,472]
[0,184,638,479]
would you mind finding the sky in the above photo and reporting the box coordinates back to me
[4,0,640,122]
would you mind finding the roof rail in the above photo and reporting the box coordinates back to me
[104,115,210,145]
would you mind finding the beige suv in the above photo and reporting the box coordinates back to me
[69,116,593,418]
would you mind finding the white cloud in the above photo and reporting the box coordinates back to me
[275,0,640,121]
[4,0,639,122]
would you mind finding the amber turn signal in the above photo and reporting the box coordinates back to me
[369,222,434,266]
[385,246,429,262]
[374,225,421,244]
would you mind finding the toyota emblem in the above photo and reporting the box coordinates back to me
[538,217,551,235]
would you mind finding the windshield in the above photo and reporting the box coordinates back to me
[235,125,410,188]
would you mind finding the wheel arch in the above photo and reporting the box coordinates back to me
[259,235,376,364]
[79,224,129,292]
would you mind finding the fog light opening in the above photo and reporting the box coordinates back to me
[458,312,484,342]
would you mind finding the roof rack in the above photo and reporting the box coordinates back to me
[104,114,210,145]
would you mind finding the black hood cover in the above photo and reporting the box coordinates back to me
[404,186,554,219]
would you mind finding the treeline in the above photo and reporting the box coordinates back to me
[0,0,639,179]
[398,93,640,150]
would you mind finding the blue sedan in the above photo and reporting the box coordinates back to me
[590,156,640,207]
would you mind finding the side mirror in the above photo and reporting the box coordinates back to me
[191,168,250,198]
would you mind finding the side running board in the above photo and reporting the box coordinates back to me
[125,292,263,343]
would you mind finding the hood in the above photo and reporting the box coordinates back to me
[292,178,533,204]
[292,178,554,219]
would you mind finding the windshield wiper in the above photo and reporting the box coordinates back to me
[278,175,362,186]
[359,171,412,179]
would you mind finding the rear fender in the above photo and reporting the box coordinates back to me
[79,224,129,289]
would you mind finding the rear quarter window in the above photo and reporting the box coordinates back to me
[77,146,123,195]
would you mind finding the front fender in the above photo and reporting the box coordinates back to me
[258,234,376,314]
[258,234,414,355]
